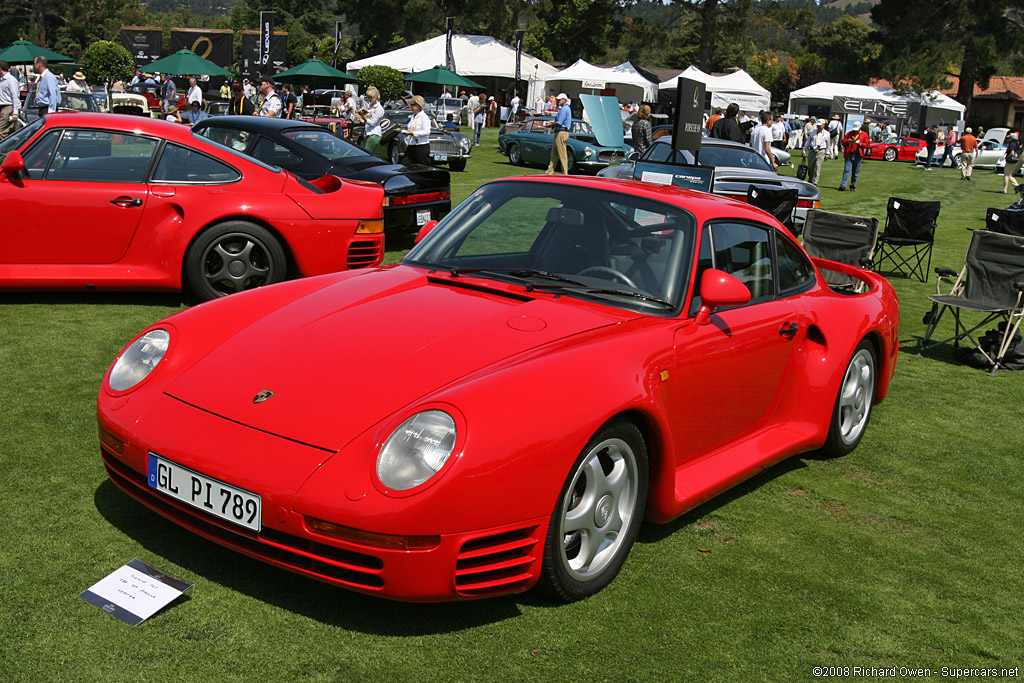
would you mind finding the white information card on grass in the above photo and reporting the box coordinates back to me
[81,558,194,626]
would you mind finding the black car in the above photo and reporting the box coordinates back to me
[192,116,451,232]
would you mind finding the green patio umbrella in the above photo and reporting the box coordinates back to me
[272,58,356,87]
[143,49,232,77]
[404,66,483,90]
[0,40,74,65]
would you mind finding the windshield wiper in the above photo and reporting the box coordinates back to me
[444,267,586,288]
[585,289,675,308]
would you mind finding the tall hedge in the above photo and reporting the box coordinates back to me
[356,64,405,101]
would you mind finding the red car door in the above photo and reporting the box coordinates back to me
[670,221,801,460]
[1,128,157,264]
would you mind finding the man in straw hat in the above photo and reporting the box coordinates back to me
[65,70,89,93]
[545,93,572,175]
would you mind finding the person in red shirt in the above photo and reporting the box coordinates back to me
[958,127,978,181]
[838,120,870,191]
[705,107,722,132]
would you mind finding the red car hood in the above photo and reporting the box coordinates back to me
[165,268,625,451]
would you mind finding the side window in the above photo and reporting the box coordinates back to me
[644,142,672,163]
[22,130,61,178]
[46,130,158,183]
[775,232,816,295]
[195,126,251,153]
[709,222,775,301]
[250,137,301,167]
[688,226,715,316]
[153,143,241,183]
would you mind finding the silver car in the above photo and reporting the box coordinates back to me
[381,109,473,172]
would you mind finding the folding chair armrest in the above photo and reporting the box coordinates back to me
[858,257,873,268]
[1015,281,1024,292]
[935,267,958,278]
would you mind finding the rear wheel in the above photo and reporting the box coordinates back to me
[508,143,522,166]
[389,142,402,165]
[883,148,897,162]
[185,222,286,301]
[538,419,648,602]
[819,340,877,458]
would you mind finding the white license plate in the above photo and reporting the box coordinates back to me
[416,209,431,226]
[432,153,448,162]
[148,453,261,532]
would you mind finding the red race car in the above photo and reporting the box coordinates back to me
[98,176,900,602]
[862,136,926,162]
[0,113,384,301]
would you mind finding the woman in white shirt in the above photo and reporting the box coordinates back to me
[403,95,432,166]
[361,86,385,158]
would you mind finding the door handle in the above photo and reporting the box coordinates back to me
[779,321,798,338]
[110,197,142,207]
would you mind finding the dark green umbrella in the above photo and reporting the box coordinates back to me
[404,66,483,90]
[144,49,232,77]
[272,58,356,87]
[0,40,74,65]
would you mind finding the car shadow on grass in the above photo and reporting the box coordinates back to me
[93,479,528,633]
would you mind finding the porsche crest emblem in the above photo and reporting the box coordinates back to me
[253,390,275,404]
[693,86,699,109]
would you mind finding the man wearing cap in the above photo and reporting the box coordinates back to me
[65,71,89,93]
[958,127,978,181]
[33,56,60,118]
[161,73,177,113]
[256,79,282,117]
[802,118,831,186]
[229,82,255,115]
[0,61,21,141]
[838,120,870,191]
[131,71,141,87]
[1002,131,1022,192]
[545,93,572,175]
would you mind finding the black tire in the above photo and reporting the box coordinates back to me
[883,148,897,162]
[538,419,648,602]
[389,142,402,165]
[818,339,877,458]
[185,222,286,302]
[449,157,467,172]
[508,143,522,166]
[566,148,577,174]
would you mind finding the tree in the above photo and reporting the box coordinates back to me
[357,64,405,101]
[872,0,1024,112]
[804,15,880,85]
[81,40,134,110]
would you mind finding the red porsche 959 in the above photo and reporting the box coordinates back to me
[0,114,385,301]
[98,176,900,602]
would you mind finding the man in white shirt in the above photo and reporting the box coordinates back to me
[187,77,203,108]
[256,79,282,117]
[802,118,831,186]
[827,115,842,159]
[750,112,777,168]
[0,60,22,140]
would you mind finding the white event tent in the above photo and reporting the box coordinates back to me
[346,34,558,85]
[660,66,771,112]
[540,59,658,105]
[788,82,965,127]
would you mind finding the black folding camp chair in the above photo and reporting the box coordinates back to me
[919,230,1024,375]
[801,209,879,292]
[874,197,940,282]
[984,207,1024,237]
[747,185,799,235]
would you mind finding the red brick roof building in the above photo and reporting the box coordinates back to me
[940,76,1024,129]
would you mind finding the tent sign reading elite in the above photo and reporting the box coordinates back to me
[80,558,194,626]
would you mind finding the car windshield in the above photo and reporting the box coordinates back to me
[282,128,367,160]
[385,110,443,132]
[642,141,772,171]
[403,180,696,313]
[0,118,44,160]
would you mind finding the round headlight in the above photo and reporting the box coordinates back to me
[108,329,170,392]
[459,137,472,152]
[584,146,594,158]
[376,410,456,491]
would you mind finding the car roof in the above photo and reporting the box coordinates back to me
[36,112,206,142]
[192,115,324,133]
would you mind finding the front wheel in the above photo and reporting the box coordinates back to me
[185,222,286,301]
[538,419,648,602]
[448,157,467,172]
[883,148,897,162]
[818,340,877,458]
[565,148,577,174]
[389,142,402,165]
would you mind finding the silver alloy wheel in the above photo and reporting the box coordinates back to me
[201,233,272,294]
[838,347,875,446]
[508,143,521,165]
[883,148,897,162]
[558,437,640,581]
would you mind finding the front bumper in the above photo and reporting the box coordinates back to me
[99,396,545,602]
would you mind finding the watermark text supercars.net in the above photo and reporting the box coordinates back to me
[811,666,1019,678]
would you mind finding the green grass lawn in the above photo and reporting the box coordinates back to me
[1,128,1022,680]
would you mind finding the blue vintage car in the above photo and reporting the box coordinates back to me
[498,114,632,173]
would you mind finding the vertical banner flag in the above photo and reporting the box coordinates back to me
[515,29,525,95]
[672,76,706,154]
[169,28,233,68]
[241,30,288,80]
[120,26,162,66]
[259,11,275,78]
[446,17,456,73]
[333,21,342,68]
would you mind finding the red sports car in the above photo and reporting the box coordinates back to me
[0,113,384,301]
[98,176,900,602]
[862,136,926,162]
